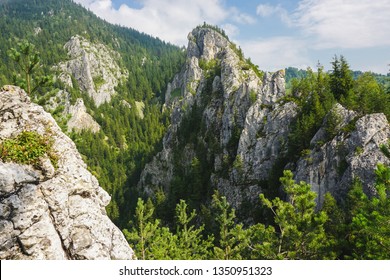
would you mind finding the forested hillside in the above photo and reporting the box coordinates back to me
[0,0,185,226]
[285,66,390,94]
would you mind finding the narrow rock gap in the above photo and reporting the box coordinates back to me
[16,236,31,256]
[0,180,39,203]
[38,187,72,259]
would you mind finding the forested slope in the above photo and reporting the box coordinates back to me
[0,0,185,225]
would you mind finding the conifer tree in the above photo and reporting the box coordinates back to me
[123,198,157,260]
[211,191,247,260]
[259,170,335,259]
[330,55,353,100]
[174,200,213,259]
[345,166,390,259]
[8,40,51,95]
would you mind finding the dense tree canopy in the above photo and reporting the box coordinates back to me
[124,167,390,259]
[0,0,186,226]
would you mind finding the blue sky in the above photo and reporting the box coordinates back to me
[74,0,390,74]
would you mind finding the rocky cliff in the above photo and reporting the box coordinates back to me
[294,104,390,207]
[56,35,127,107]
[0,85,135,260]
[138,26,390,212]
[65,98,100,133]
[138,27,295,209]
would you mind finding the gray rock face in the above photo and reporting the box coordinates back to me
[138,27,291,209]
[44,90,99,134]
[139,26,390,213]
[0,86,135,260]
[65,98,100,133]
[56,35,127,107]
[238,99,298,182]
[294,104,390,207]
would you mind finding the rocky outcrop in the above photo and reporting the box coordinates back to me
[138,26,390,213]
[0,86,135,260]
[44,90,100,134]
[294,104,390,207]
[65,98,100,133]
[56,35,127,106]
[138,27,293,209]
[238,99,297,183]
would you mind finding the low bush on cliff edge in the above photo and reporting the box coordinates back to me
[0,130,58,167]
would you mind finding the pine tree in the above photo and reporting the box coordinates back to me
[8,40,51,95]
[346,166,390,259]
[259,170,335,259]
[123,198,156,260]
[173,200,213,259]
[211,191,247,260]
[330,55,353,100]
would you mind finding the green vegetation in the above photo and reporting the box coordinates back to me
[124,167,390,259]
[8,39,52,95]
[0,0,186,226]
[249,90,257,104]
[1,0,389,260]
[285,56,390,163]
[287,65,335,159]
[0,130,57,167]
[92,75,105,91]
[170,88,182,99]
[197,22,229,40]
[199,58,221,78]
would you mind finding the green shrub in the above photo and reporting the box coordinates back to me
[170,88,181,99]
[0,131,58,167]
[249,90,257,105]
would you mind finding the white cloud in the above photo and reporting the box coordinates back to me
[256,3,291,25]
[73,0,231,46]
[240,37,311,71]
[256,3,278,17]
[292,0,390,49]
[221,23,240,38]
[230,7,256,25]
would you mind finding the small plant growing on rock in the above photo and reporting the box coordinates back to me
[0,131,58,168]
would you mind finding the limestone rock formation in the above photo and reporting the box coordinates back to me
[138,26,390,213]
[44,90,99,134]
[0,86,135,260]
[56,35,127,107]
[294,104,390,207]
[65,98,100,133]
[138,27,292,209]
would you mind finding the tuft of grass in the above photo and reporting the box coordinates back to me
[0,131,58,168]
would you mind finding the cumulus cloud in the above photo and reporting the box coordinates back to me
[73,0,243,45]
[240,37,311,71]
[292,0,390,49]
[256,3,291,25]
